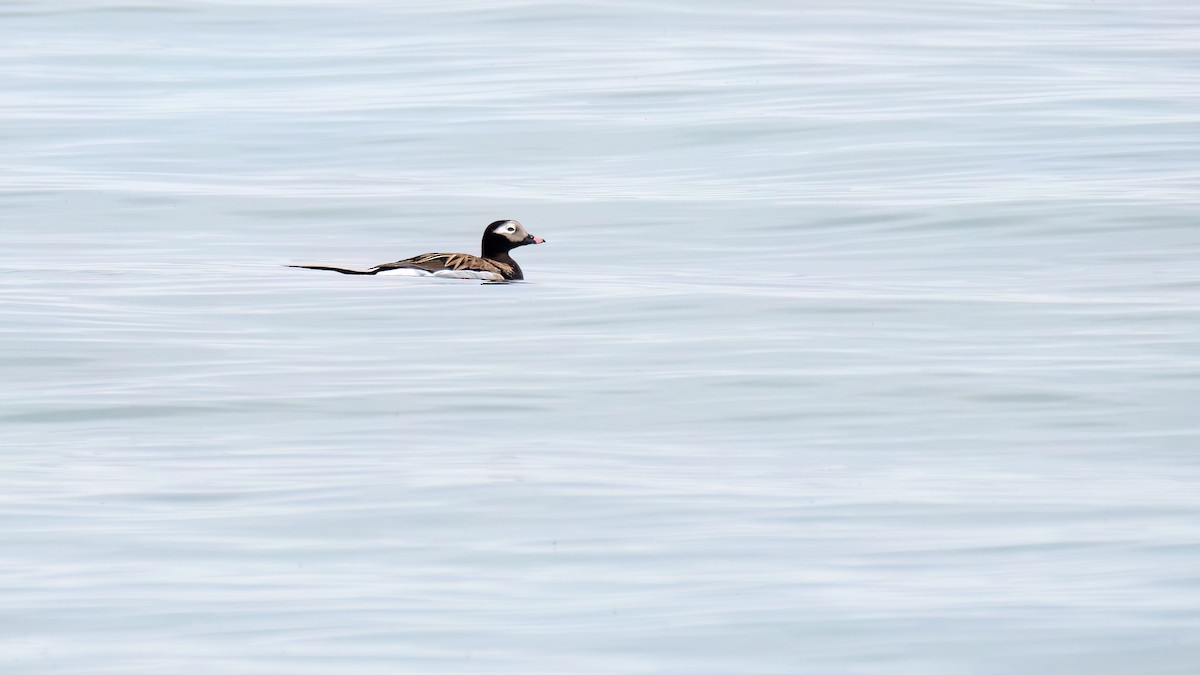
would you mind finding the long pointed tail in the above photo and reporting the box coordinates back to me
[286,264,376,275]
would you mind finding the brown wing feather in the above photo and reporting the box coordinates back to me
[371,252,514,278]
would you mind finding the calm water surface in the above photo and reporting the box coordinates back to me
[2,1,1199,673]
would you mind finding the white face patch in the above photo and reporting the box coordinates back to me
[492,220,525,242]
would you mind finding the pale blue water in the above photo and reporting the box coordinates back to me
[2,1,1199,673]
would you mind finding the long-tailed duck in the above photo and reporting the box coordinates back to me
[288,220,545,281]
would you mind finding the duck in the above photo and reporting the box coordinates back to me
[288,220,545,281]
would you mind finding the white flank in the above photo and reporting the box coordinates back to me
[376,268,503,281]
[432,269,504,281]
[376,268,430,277]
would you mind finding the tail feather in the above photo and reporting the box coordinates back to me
[287,264,376,275]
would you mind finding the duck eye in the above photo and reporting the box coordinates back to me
[506,226,516,233]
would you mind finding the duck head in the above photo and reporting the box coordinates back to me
[481,219,545,258]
